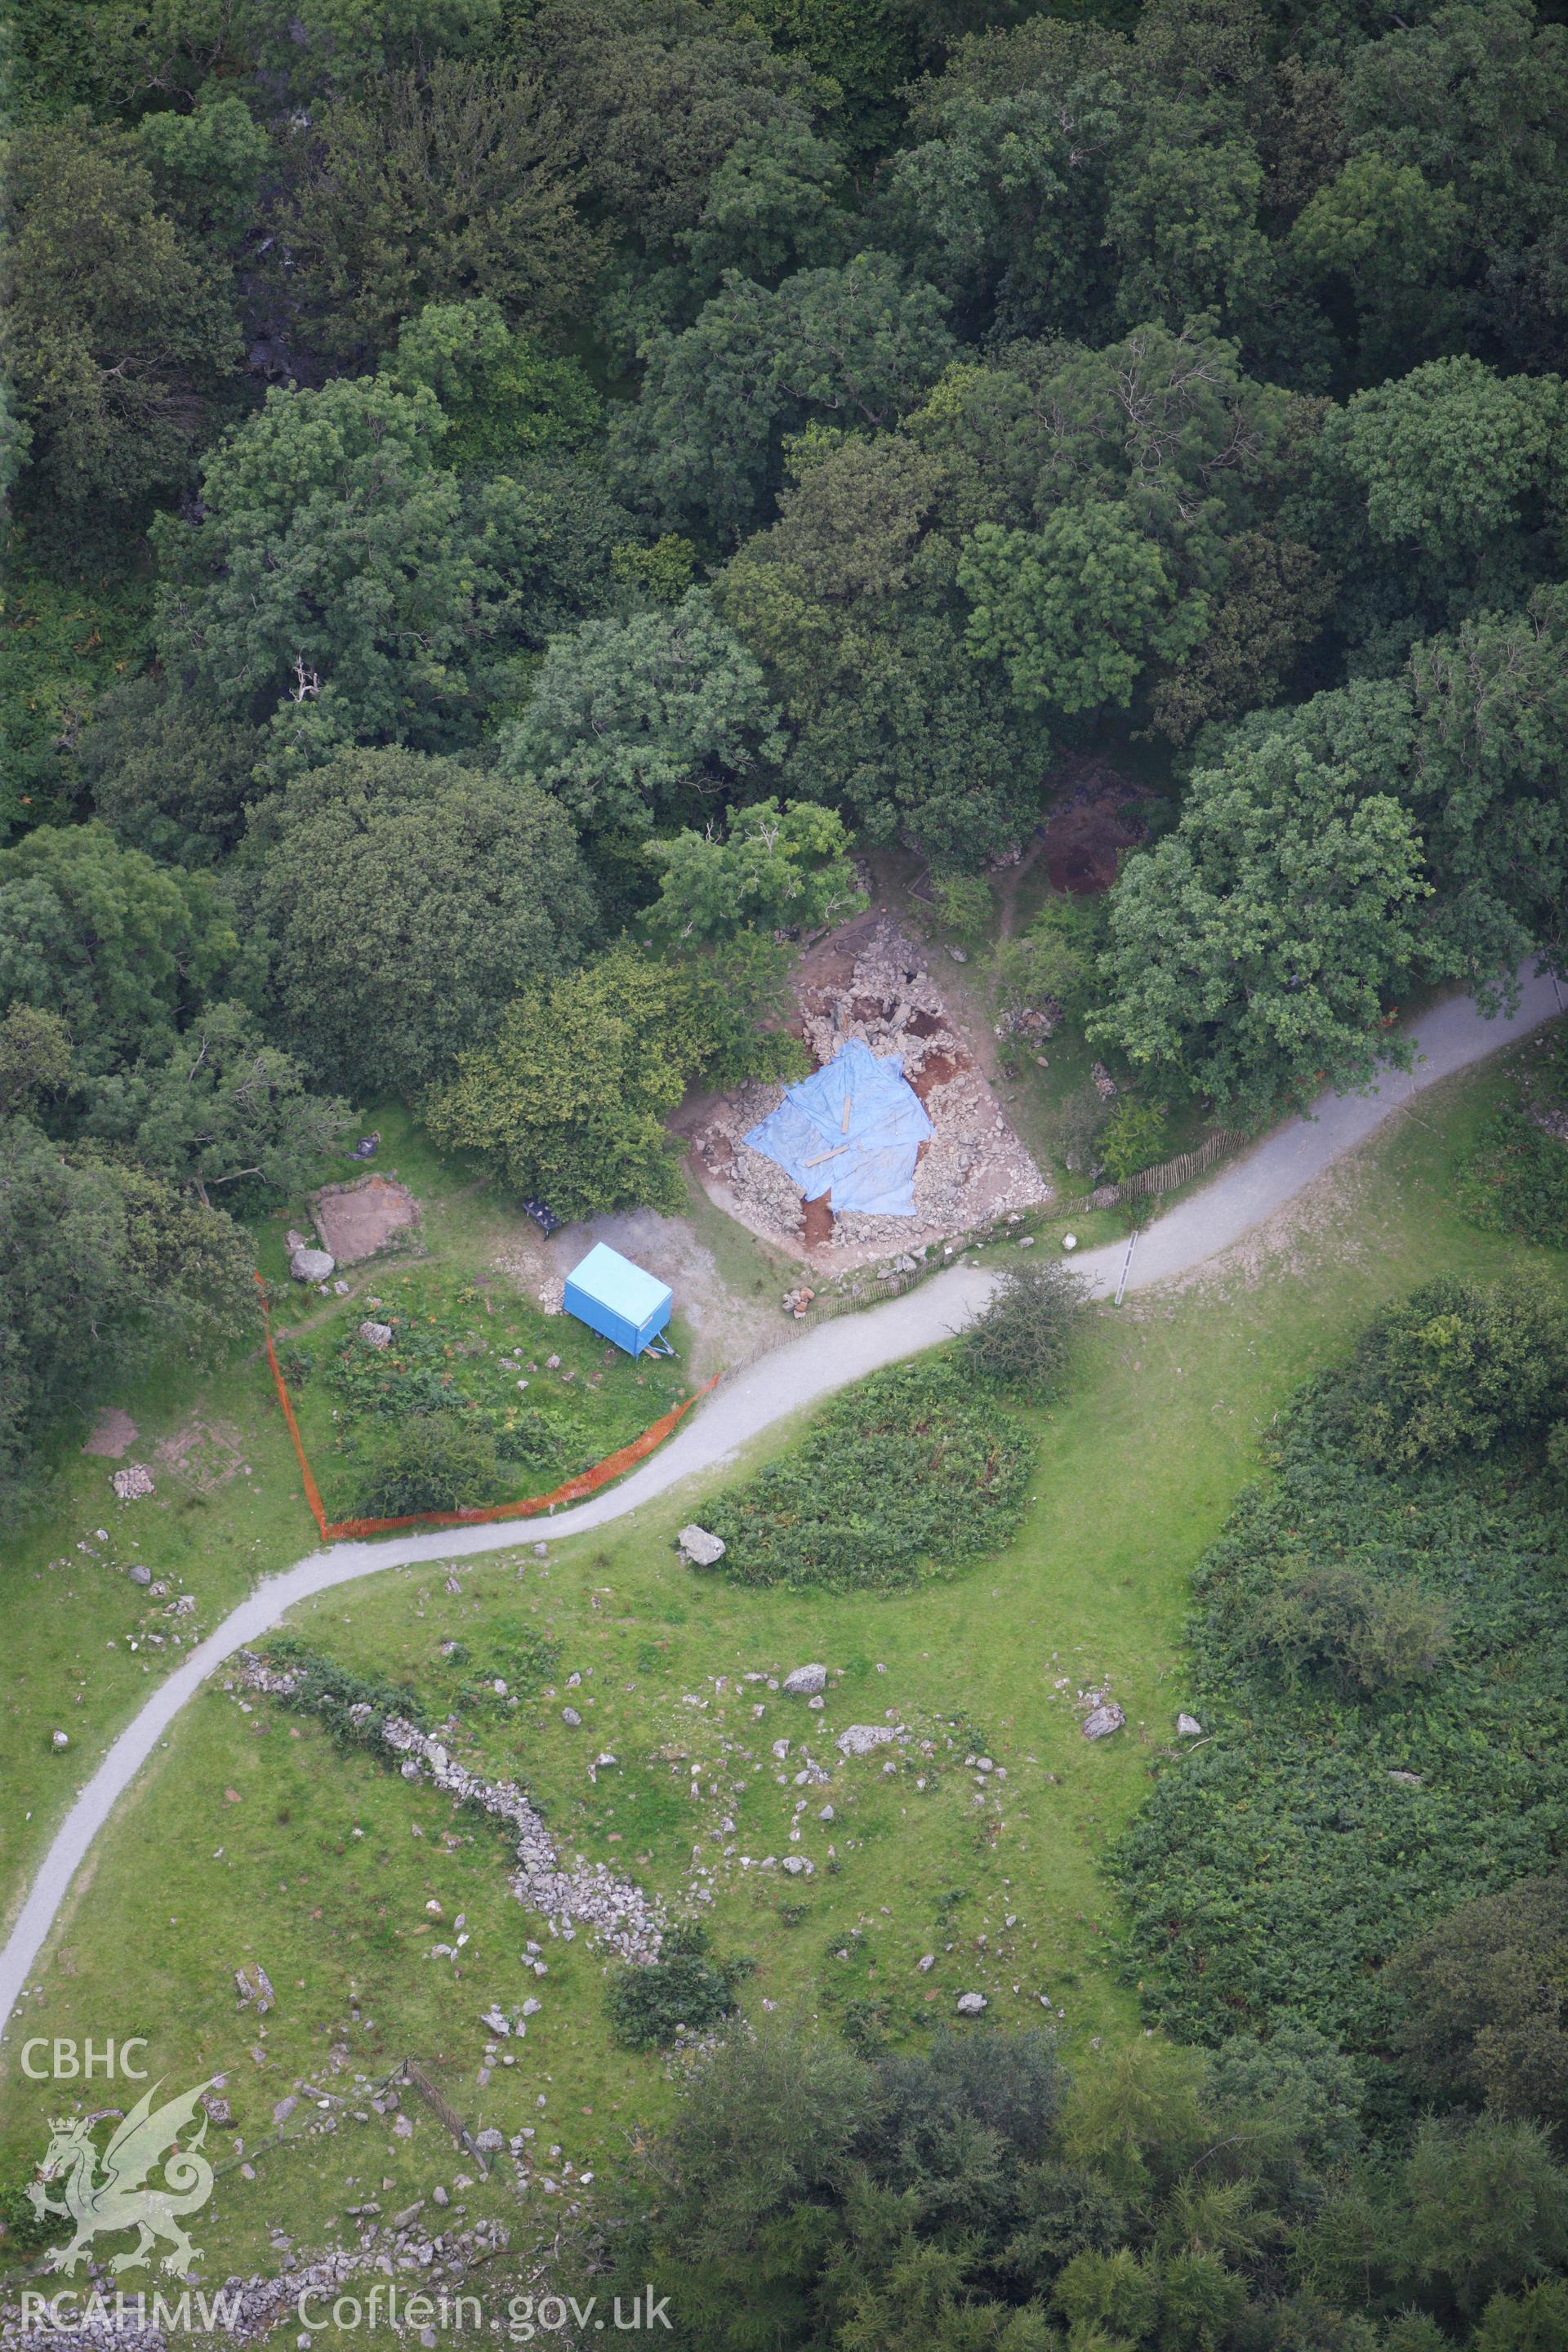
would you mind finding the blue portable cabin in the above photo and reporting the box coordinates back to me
[563,1243,675,1356]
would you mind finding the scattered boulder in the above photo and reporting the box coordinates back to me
[1177,1713,1203,1739]
[1062,1233,1078,1252]
[677,1524,727,1568]
[51,1730,69,1750]
[917,1953,935,1973]
[235,1962,276,2012]
[272,2096,298,2127]
[112,1464,155,1501]
[562,1707,581,1727]
[127,1563,153,1588]
[481,2007,511,2037]
[359,1321,394,1349]
[782,1663,827,1697]
[836,1723,902,1757]
[1081,1702,1125,1741]
[1388,1770,1423,1788]
[390,2202,425,2232]
[956,1991,988,2014]
[781,1855,813,1876]
[474,2127,505,2154]
[289,1245,335,1283]
[201,2091,233,2125]
[1090,1062,1118,1100]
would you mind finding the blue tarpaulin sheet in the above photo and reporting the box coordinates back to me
[743,1038,933,1218]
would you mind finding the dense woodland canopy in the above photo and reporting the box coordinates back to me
[3,3,1568,2339]
[2,0,1566,1601]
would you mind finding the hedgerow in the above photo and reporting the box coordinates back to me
[699,1357,1033,1591]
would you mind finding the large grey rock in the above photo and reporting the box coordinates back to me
[956,1992,988,2015]
[359,1321,394,1349]
[127,1563,153,1587]
[474,2127,505,2154]
[782,1663,827,1697]
[836,1723,902,1757]
[677,1523,727,1567]
[1081,1702,1125,1741]
[289,1245,335,1283]
[1177,1713,1203,1739]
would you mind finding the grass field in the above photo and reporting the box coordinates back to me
[4,1045,1563,2293]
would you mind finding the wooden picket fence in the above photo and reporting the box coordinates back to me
[1060,1129,1248,1214]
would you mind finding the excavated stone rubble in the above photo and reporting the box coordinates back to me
[694,924,1049,1258]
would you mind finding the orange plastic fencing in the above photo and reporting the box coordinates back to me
[256,1272,716,1544]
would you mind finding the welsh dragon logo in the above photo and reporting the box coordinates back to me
[28,2079,218,2276]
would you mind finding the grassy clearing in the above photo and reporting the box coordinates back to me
[4,1049,1561,2287]
[0,1106,697,1932]
[283,1258,693,1524]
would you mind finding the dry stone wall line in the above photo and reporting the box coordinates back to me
[235,1654,664,1963]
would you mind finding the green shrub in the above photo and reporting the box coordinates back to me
[992,893,1107,1028]
[1330,1276,1568,1472]
[0,2180,56,2252]
[701,1358,1034,1590]
[1098,1098,1170,1187]
[964,1257,1085,1401]
[1458,1031,1568,1248]
[494,1407,571,1468]
[265,1639,423,1746]
[1459,1103,1568,1247]
[1238,1562,1451,1699]
[924,871,993,941]
[604,1922,753,2051]
[354,1410,499,1517]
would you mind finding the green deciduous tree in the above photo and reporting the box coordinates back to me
[423,944,791,1217]
[612,253,955,544]
[380,299,602,470]
[1092,716,1430,1118]
[0,823,243,1080]
[0,1118,253,1507]
[136,91,271,246]
[248,749,597,1101]
[20,0,503,109]
[1288,151,1468,378]
[278,60,604,364]
[77,676,261,867]
[960,506,1205,715]
[0,1007,75,1121]
[2,118,240,535]
[646,797,865,943]
[518,0,817,249]
[1388,1874,1568,2132]
[155,376,629,774]
[84,1001,352,1207]
[1404,586,1568,988]
[1330,1274,1568,1472]
[497,590,786,838]
[1312,357,1567,633]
